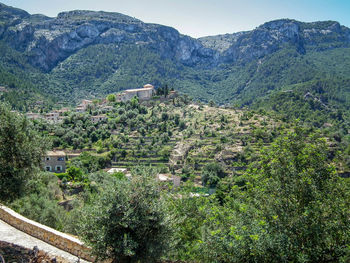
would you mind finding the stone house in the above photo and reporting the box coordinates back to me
[156,174,181,187]
[118,84,155,102]
[75,105,86,112]
[81,99,93,106]
[45,111,60,122]
[76,99,93,112]
[43,151,66,173]
[57,108,69,115]
[90,114,107,123]
[26,112,42,120]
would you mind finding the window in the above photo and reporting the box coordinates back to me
[57,157,65,161]
[45,166,51,172]
[46,157,51,161]
[56,166,62,172]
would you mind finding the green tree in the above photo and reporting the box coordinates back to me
[107,94,116,102]
[80,170,172,262]
[66,166,86,182]
[200,127,350,262]
[11,172,66,230]
[201,162,226,187]
[0,103,48,202]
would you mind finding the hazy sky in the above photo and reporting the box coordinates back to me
[2,0,350,38]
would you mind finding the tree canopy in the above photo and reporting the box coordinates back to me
[0,103,49,202]
[79,168,172,262]
[199,127,350,262]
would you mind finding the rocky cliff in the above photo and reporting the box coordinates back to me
[1,3,349,72]
[0,3,215,71]
[199,19,350,63]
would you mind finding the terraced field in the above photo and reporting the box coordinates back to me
[95,99,280,184]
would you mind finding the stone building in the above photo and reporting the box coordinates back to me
[57,108,69,115]
[45,111,60,122]
[118,84,155,102]
[43,151,66,173]
[26,112,42,120]
[76,99,93,112]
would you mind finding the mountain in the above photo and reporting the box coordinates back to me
[1,2,350,120]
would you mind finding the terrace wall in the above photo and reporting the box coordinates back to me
[0,205,94,261]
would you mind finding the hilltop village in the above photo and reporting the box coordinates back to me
[26,84,177,123]
[16,82,285,189]
[25,84,183,182]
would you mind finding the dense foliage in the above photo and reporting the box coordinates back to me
[196,128,350,262]
[80,168,172,263]
[0,103,48,201]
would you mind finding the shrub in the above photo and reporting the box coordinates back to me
[80,170,172,262]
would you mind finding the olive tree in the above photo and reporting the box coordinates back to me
[201,162,226,187]
[79,169,172,262]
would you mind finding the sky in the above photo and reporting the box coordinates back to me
[1,0,350,38]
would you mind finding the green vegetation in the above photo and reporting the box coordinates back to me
[80,167,172,263]
[196,128,350,262]
[1,98,350,262]
[201,162,226,187]
[0,103,48,201]
[1,39,350,119]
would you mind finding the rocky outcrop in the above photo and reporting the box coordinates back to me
[1,5,215,71]
[200,19,350,63]
[1,3,350,72]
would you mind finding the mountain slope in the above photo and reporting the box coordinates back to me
[0,2,350,116]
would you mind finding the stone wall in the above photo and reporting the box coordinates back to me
[0,205,94,262]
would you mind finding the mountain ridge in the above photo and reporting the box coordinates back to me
[1,3,349,72]
[1,2,350,121]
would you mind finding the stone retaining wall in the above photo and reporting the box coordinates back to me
[0,205,94,262]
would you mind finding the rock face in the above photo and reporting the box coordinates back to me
[199,19,350,63]
[1,3,350,72]
[0,4,215,71]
